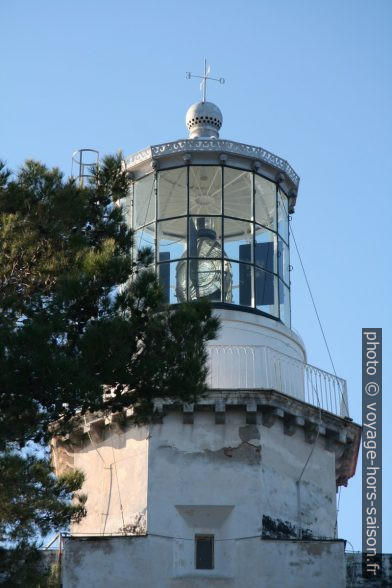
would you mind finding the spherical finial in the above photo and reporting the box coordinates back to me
[186,101,223,139]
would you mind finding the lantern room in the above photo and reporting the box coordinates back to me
[124,100,299,327]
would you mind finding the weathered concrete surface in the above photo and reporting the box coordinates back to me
[61,409,343,539]
[69,425,149,535]
[346,553,392,587]
[238,539,346,588]
[147,411,337,543]
[62,536,346,587]
[62,536,170,588]
[60,410,349,587]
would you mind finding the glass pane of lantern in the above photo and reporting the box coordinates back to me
[278,188,289,243]
[224,168,252,220]
[158,168,187,219]
[223,218,253,263]
[255,269,278,317]
[255,175,276,230]
[132,223,155,260]
[278,239,290,286]
[224,261,253,307]
[279,280,291,326]
[188,258,222,302]
[255,225,276,273]
[188,217,222,258]
[158,260,186,305]
[133,174,155,228]
[157,218,187,262]
[223,258,234,304]
[189,166,222,215]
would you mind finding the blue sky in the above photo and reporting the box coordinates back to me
[2,0,391,552]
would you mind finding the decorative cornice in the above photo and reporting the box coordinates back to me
[52,390,360,487]
[126,139,300,189]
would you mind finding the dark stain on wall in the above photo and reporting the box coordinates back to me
[262,515,314,540]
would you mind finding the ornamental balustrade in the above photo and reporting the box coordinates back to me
[207,345,349,418]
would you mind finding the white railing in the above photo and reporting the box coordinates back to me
[207,345,349,418]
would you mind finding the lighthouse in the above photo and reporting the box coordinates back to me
[52,74,361,587]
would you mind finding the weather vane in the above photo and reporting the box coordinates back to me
[186,59,225,102]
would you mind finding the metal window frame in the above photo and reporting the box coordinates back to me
[130,163,292,326]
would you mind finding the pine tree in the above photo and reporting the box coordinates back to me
[0,155,219,585]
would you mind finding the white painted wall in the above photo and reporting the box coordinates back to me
[206,310,307,396]
[72,408,336,552]
[212,309,307,362]
[147,412,336,544]
[71,425,149,536]
[62,536,346,588]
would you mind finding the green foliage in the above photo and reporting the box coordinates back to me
[0,154,219,584]
[0,541,50,587]
[0,453,85,586]
[0,454,86,542]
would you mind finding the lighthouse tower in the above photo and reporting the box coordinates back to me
[53,91,361,588]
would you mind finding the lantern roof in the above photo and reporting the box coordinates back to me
[125,102,300,212]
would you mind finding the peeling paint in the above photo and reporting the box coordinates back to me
[207,442,261,465]
[238,425,260,443]
[158,440,262,465]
